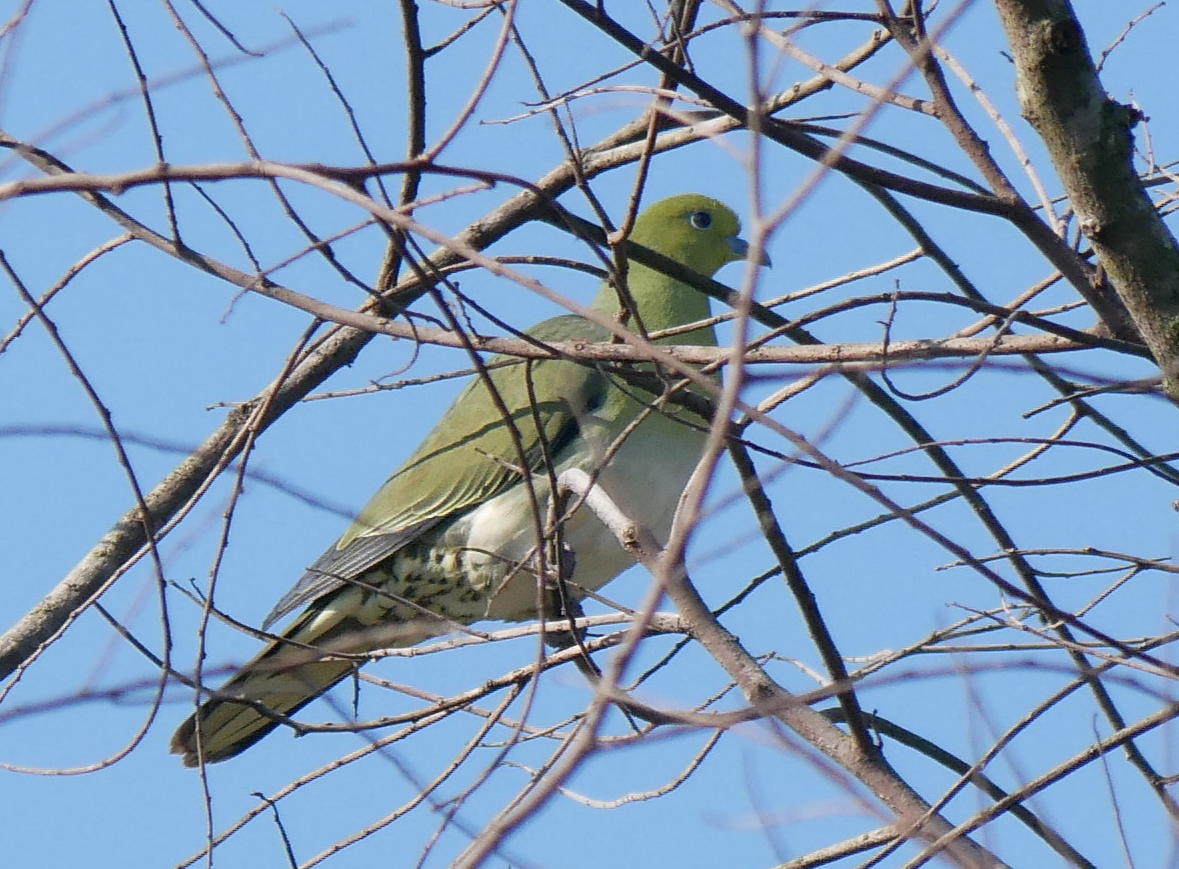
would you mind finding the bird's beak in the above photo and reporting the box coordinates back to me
[730,235,773,267]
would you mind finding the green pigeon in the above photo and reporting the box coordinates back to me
[172,194,764,766]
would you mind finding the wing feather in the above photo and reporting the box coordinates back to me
[264,315,608,627]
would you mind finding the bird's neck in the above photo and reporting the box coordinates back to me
[589,267,716,347]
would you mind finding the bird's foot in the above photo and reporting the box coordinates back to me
[541,546,585,649]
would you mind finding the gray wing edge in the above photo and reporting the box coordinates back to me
[261,517,444,630]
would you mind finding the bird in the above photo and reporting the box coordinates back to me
[171,194,766,766]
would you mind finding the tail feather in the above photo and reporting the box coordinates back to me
[173,581,459,766]
[171,607,366,767]
[171,659,356,767]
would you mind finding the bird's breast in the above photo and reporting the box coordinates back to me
[454,404,708,622]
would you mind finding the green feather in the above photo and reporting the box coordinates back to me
[171,194,762,766]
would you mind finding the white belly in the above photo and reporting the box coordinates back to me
[459,407,706,622]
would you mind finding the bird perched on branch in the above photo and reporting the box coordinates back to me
[172,193,767,766]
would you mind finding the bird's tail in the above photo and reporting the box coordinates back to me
[171,606,372,767]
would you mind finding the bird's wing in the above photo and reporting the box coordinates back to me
[264,314,609,628]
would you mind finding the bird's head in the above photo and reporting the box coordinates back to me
[629,193,771,278]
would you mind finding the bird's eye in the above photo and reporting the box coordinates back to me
[687,210,712,230]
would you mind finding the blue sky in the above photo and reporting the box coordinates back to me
[2,2,1178,867]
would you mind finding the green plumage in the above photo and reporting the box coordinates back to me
[172,194,760,765]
